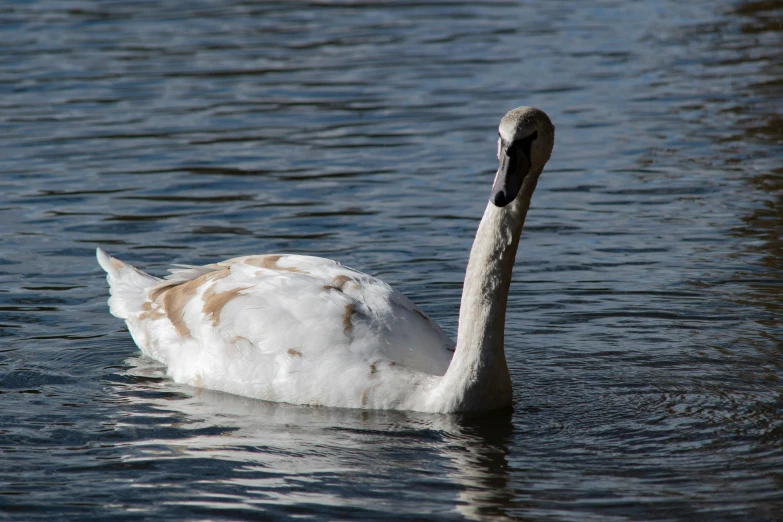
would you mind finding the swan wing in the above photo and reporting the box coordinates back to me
[110,253,453,407]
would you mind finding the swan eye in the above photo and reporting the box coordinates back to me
[511,131,538,161]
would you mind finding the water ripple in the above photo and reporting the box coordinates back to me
[0,0,782,519]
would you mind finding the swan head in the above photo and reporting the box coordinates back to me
[490,106,555,207]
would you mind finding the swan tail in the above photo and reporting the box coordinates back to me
[96,248,161,319]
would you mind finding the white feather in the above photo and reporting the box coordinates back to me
[96,248,161,319]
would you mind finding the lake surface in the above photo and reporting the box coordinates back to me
[1,0,782,519]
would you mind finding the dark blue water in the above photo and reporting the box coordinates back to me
[1,0,782,519]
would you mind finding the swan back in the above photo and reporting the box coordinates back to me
[99,250,454,410]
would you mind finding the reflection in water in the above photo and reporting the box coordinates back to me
[117,358,518,520]
[693,0,783,438]
[451,414,517,520]
[726,0,783,458]
[728,0,783,308]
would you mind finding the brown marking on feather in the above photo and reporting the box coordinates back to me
[389,361,397,367]
[287,348,303,357]
[227,335,252,358]
[148,267,231,303]
[138,300,165,321]
[146,268,231,327]
[208,269,231,283]
[150,268,230,337]
[147,283,172,303]
[161,275,209,338]
[333,275,352,288]
[148,269,216,303]
[244,254,303,273]
[201,284,244,327]
[369,364,376,375]
[342,303,356,335]
[361,389,368,406]
[321,274,355,292]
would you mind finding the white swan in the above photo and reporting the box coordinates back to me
[98,106,555,413]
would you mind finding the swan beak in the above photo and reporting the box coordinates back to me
[489,145,531,207]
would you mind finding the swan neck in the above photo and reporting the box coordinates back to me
[435,175,539,411]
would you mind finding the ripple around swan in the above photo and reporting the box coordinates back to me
[1,0,783,519]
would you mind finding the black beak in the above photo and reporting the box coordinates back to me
[489,140,532,207]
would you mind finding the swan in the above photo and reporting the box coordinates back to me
[98,106,555,413]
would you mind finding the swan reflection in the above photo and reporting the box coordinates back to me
[113,357,519,519]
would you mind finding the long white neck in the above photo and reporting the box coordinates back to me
[430,174,540,412]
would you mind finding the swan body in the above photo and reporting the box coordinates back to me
[98,107,555,413]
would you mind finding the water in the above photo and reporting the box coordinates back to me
[1,0,782,519]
